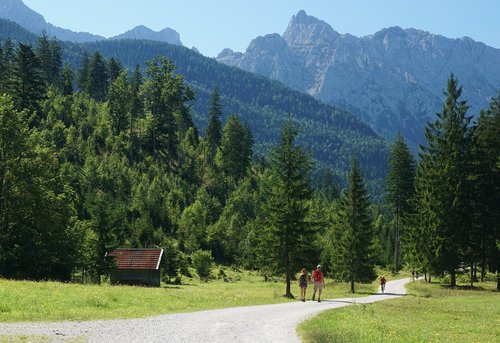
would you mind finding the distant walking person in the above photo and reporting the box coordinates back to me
[298,268,309,302]
[312,265,325,302]
[380,276,387,293]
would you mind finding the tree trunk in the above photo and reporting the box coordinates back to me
[394,208,400,273]
[450,270,456,287]
[350,278,355,293]
[285,270,292,298]
[470,260,474,287]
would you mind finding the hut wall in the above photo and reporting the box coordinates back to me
[110,269,160,287]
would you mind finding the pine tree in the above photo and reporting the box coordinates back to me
[386,134,416,272]
[219,115,253,183]
[141,57,193,166]
[260,119,313,298]
[0,40,15,95]
[205,89,223,166]
[87,51,108,101]
[61,63,74,96]
[11,43,46,116]
[129,65,144,164]
[107,58,123,84]
[35,33,62,88]
[108,71,131,134]
[0,94,77,280]
[76,52,90,92]
[470,92,500,287]
[331,159,376,293]
[416,74,473,286]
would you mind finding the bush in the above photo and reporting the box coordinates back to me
[192,250,214,280]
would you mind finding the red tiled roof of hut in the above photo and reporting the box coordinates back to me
[108,248,163,270]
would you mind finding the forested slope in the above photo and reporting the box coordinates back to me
[1,18,389,185]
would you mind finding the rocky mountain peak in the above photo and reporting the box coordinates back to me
[217,10,500,150]
[247,33,287,52]
[283,10,340,46]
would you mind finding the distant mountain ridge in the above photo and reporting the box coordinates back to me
[109,25,182,45]
[217,10,500,148]
[0,0,182,45]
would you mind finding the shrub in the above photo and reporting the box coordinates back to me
[192,250,214,280]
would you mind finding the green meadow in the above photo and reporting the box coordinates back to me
[298,278,500,343]
[0,267,381,322]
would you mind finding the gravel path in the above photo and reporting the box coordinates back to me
[0,278,411,342]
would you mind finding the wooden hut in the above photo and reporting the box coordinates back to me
[108,248,164,287]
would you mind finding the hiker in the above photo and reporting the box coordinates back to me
[298,268,309,302]
[380,275,387,293]
[412,269,415,281]
[312,264,325,302]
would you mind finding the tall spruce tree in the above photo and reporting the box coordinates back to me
[0,40,15,95]
[471,92,500,287]
[87,51,108,101]
[331,159,376,293]
[416,75,473,286]
[260,119,313,298]
[386,134,416,272]
[12,43,46,116]
[141,57,192,165]
[205,89,223,167]
[219,115,253,183]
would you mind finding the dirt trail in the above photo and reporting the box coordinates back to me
[0,278,411,342]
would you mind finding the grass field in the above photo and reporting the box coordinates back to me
[298,278,500,343]
[0,267,383,322]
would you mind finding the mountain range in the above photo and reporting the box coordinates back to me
[0,0,182,45]
[216,10,500,148]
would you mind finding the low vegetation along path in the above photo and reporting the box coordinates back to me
[0,278,411,342]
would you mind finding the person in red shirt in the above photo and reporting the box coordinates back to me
[311,265,325,302]
[380,276,387,293]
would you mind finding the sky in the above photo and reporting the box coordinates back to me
[22,0,500,57]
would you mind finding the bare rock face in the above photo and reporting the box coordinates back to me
[217,10,500,148]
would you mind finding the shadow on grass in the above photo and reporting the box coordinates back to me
[439,284,496,292]
[162,285,182,289]
[376,292,407,296]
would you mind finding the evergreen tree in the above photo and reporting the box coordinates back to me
[416,75,473,286]
[107,57,123,83]
[260,119,313,298]
[386,133,416,272]
[312,167,339,202]
[76,52,90,92]
[219,115,253,183]
[0,40,15,95]
[87,51,108,101]
[35,33,62,88]
[0,94,77,280]
[330,159,376,293]
[61,63,74,96]
[129,65,144,164]
[205,88,223,166]
[12,43,46,116]
[141,57,193,166]
[108,71,131,134]
[470,92,500,287]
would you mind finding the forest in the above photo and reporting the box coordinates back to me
[0,33,498,292]
[0,18,389,191]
